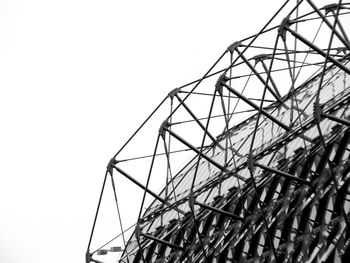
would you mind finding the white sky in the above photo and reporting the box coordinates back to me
[0,1,292,262]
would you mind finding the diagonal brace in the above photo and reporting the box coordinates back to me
[236,48,282,102]
[175,93,223,149]
[141,233,184,250]
[322,113,350,126]
[165,126,226,172]
[114,166,186,215]
[221,81,290,131]
[255,162,311,185]
[306,0,350,50]
[257,57,282,98]
[194,200,244,221]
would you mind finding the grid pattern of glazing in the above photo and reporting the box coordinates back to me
[120,57,350,262]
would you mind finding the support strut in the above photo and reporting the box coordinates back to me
[220,81,290,131]
[194,200,244,221]
[284,26,350,75]
[141,233,184,250]
[322,113,350,126]
[255,162,311,185]
[174,93,222,149]
[114,166,186,215]
[306,0,350,50]
[235,48,282,102]
[165,126,226,172]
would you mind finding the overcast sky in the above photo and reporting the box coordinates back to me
[0,1,292,262]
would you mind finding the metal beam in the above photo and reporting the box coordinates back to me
[285,27,350,75]
[328,7,350,46]
[114,166,186,215]
[236,48,282,102]
[259,58,282,98]
[221,82,290,131]
[87,171,108,252]
[306,0,350,50]
[194,200,244,221]
[90,258,104,263]
[322,113,350,126]
[255,162,311,185]
[165,127,226,172]
[141,233,184,250]
[114,166,167,204]
[175,93,223,149]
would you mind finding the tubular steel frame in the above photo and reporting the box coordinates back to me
[87,1,350,262]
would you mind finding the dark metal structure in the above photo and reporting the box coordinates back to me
[87,1,350,262]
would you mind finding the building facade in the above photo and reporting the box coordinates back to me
[87,1,350,262]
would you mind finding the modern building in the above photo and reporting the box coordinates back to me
[87,1,350,262]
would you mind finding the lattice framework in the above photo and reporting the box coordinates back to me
[86,1,350,262]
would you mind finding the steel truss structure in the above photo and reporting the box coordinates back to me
[87,1,350,262]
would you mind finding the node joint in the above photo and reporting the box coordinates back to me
[168,88,181,99]
[313,99,324,123]
[159,120,170,139]
[278,16,291,41]
[215,74,229,95]
[227,41,242,53]
[253,54,270,65]
[107,158,118,175]
[323,3,344,15]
